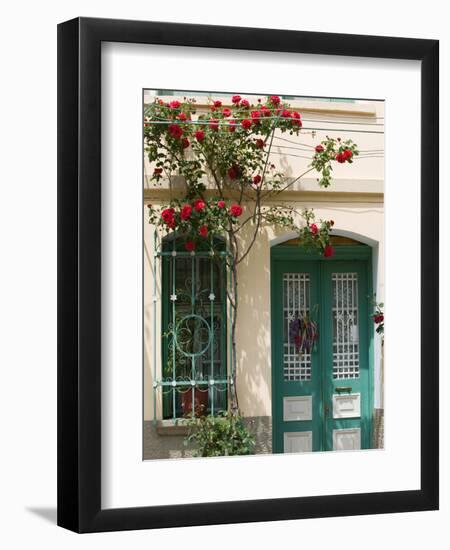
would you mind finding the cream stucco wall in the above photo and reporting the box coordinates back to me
[143,95,384,421]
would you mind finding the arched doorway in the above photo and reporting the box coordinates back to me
[270,236,374,452]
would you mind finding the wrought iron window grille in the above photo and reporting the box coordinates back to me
[151,231,233,423]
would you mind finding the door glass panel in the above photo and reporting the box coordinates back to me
[283,273,311,381]
[332,272,359,379]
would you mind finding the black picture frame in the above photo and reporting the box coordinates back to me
[57,17,439,533]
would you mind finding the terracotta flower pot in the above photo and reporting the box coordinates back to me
[181,387,209,417]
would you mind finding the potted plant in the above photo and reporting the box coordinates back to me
[180,384,209,418]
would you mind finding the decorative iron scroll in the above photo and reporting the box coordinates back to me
[152,232,231,421]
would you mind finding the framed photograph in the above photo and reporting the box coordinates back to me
[57,17,439,533]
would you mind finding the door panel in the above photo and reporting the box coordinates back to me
[322,262,370,451]
[272,255,372,453]
[284,431,313,453]
[272,261,322,453]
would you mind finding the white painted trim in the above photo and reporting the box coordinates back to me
[333,428,361,451]
[283,396,313,422]
[283,431,313,453]
[269,227,378,248]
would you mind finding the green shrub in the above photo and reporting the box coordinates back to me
[185,412,255,457]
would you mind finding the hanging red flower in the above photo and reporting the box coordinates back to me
[168,124,183,139]
[229,204,243,217]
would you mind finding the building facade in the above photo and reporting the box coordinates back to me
[143,94,384,459]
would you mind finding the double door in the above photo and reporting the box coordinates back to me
[272,259,372,453]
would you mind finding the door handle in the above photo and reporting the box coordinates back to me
[324,404,330,417]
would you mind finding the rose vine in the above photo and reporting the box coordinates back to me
[144,94,359,412]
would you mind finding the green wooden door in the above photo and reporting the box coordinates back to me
[271,247,373,453]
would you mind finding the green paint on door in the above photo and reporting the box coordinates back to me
[271,245,373,453]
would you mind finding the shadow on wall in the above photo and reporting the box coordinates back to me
[234,224,274,420]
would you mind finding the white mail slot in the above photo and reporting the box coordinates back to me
[332,393,361,419]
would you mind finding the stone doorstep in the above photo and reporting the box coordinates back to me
[155,419,190,436]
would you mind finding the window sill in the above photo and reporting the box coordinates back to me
[156,420,190,436]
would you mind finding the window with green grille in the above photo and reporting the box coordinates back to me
[160,235,228,420]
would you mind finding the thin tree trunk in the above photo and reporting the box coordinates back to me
[230,253,239,413]
[227,229,240,414]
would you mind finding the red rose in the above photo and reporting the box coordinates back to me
[177,112,187,121]
[260,105,271,117]
[336,153,345,163]
[241,119,252,130]
[231,95,241,104]
[228,120,236,132]
[229,204,243,217]
[241,99,250,108]
[180,204,192,220]
[199,225,208,238]
[343,149,353,160]
[213,100,222,108]
[255,138,265,149]
[153,167,163,175]
[182,137,190,149]
[194,199,206,212]
[161,207,174,221]
[161,208,175,228]
[251,110,261,122]
[269,95,281,105]
[315,144,324,153]
[168,124,183,139]
[374,314,384,324]
[195,130,205,142]
[253,174,262,185]
[310,223,318,235]
[228,165,240,180]
[217,200,226,208]
[292,111,302,126]
[169,100,181,109]
[209,118,219,131]
[222,107,232,117]
[281,109,291,118]
[323,245,335,258]
[185,240,196,251]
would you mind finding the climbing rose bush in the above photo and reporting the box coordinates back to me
[372,300,384,336]
[148,197,244,251]
[144,94,360,412]
[144,95,359,257]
